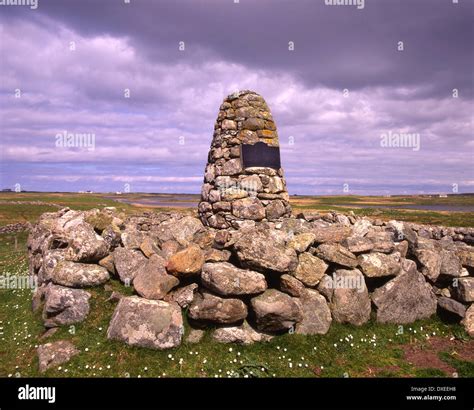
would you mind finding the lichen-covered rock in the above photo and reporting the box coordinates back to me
[342,236,374,253]
[233,226,297,273]
[213,321,273,345]
[439,250,462,277]
[280,274,306,297]
[293,252,328,286]
[188,291,248,324]
[295,289,332,335]
[154,216,204,247]
[133,254,179,300]
[166,244,205,278]
[415,249,441,281]
[288,232,316,253]
[329,269,370,326]
[314,244,358,268]
[37,340,79,373]
[201,262,267,296]
[107,296,183,350]
[351,219,372,237]
[140,237,160,258]
[455,277,474,303]
[113,247,147,284]
[357,252,401,278]
[312,226,352,244]
[50,260,109,287]
[42,285,91,328]
[164,283,198,308]
[232,197,265,220]
[250,289,302,332]
[371,261,437,324]
[204,248,231,262]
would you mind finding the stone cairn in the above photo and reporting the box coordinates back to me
[199,90,291,229]
[26,92,474,371]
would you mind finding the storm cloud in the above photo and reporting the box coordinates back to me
[0,0,472,194]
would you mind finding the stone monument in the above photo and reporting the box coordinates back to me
[198,90,291,229]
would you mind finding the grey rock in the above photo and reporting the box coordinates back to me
[113,247,147,284]
[295,289,332,335]
[188,291,248,324]
[357,252,401,278]
[233,226,298,273]
[330,269,371,326]
[213,321,273,345]
[437,296,467,318]
[415,249,441,281]
[164,283,198,308]
[51,260,109,287]
[107,296,183,350]
[232,197,265,220]
[314,244,358,268]
[37,340,79,373]
[250,289,302,332]
[201,262,267,296]
[293,252,328,286]
[455,277,474,303]
[371,263,437,324]
[461,304,474,337]
[42,285,90,328]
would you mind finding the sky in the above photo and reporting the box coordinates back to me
[0,0,473,195]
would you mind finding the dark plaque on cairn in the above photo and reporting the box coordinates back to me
[240,142,281,169]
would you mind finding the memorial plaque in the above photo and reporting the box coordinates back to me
[241,142,281,169]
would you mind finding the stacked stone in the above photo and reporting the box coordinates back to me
[199,90,291,229]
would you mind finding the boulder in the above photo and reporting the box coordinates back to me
[371,261,437,324]
[329,269,371,326]
[233,226,298,273]
[133,254,179,300]
[154,216,204,247]
[455,277,474,303]
[164,283,198,308]
[107,296,183,350]
[64,222,109,263]
[201,262,267,296]
[357,252,401,278]
[213,321,273,345]
[250,289,302,332]
[437,296,467,318]
[232,197,265,220]
[317,274,334,301]
[314,244,358,268]
[37,340,79,373]
[280,274,306,297]
[166,245,205,278]
[188,291,248,324]
[288,232,316,253]
[293,252,328,286]
[415,249,441,281]
[342,236,374,253]
[50,260,109,287]
[312,226,352,244]
[113,247,147,284]
[42,285,90,328]
[439,250,462,277]
[351,219,372,237]
[265,200,288,220]
[140,237,160,258]
[204,248,231,262]
[295,289,332,335]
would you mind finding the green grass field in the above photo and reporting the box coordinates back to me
[0,192,472,378]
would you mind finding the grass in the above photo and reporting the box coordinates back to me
[0,192,472,378]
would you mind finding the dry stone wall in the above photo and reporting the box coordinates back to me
[27,206,474,367]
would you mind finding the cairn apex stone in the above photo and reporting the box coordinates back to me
[199,90,291,227]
